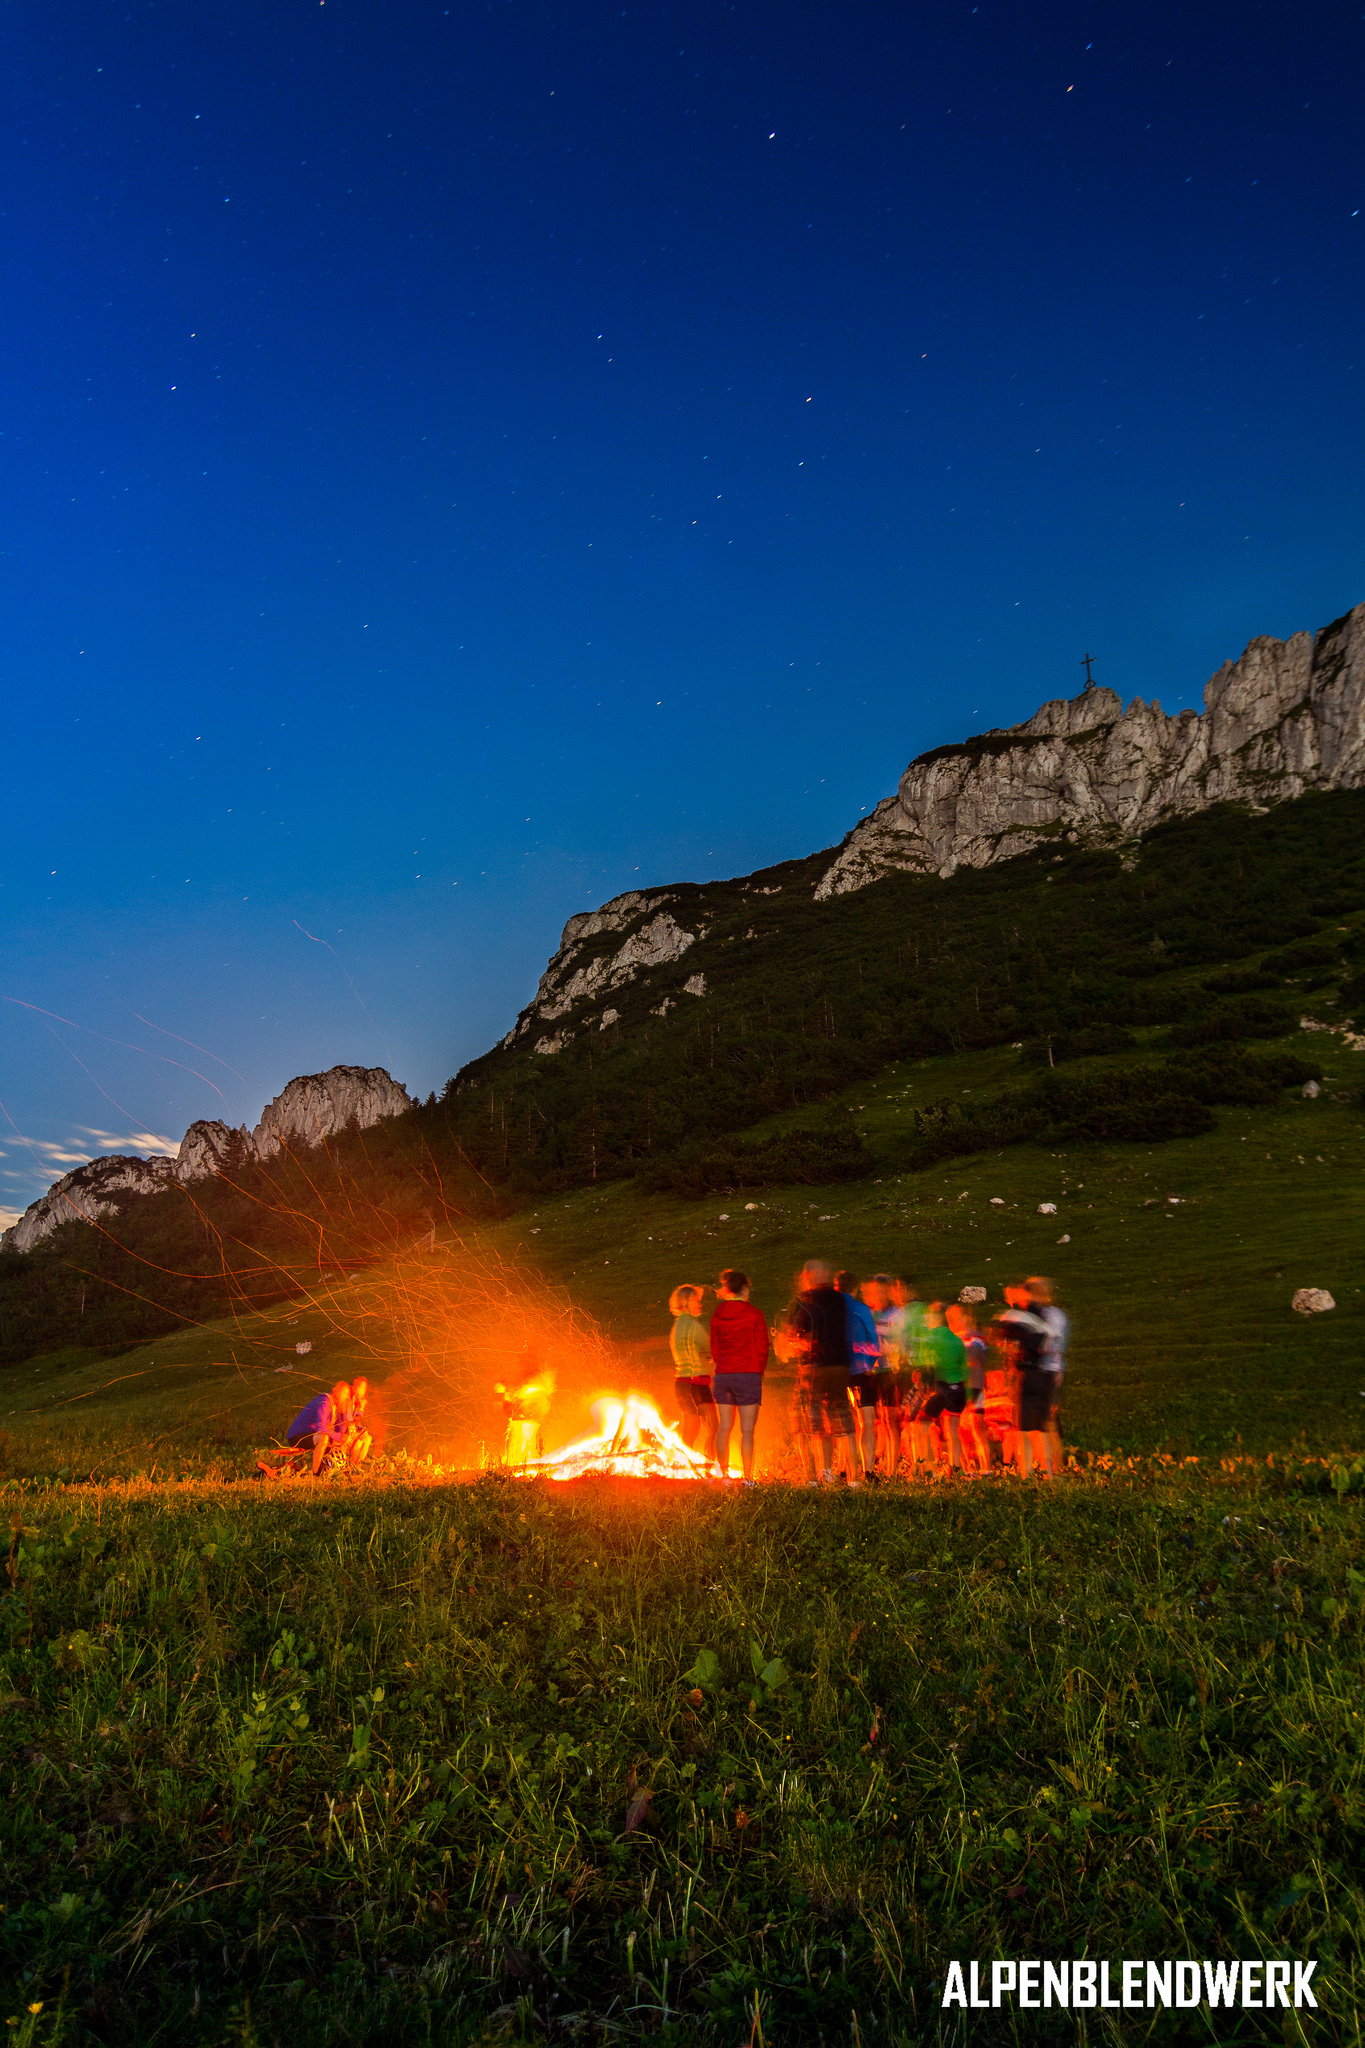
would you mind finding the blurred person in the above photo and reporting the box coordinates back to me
[946,1305,991,1473]
[709,1268,769,1485]
[1028,1274,1069,1471]
[837,1269,882,1480]
[867,1273,909,1474]
[782,1259,860,1487]
[916,1305,969,1473]
[995,1282,1056,1478]
[669,1283,717,1467]
[341,1375,374,1465]
[493,1368,554,1466]
[285,1380,352,1477]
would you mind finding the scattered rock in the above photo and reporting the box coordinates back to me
[959,1286,988,1304]
[295,1341,312,1355]
[1302,1079,1321,1098]
[989,1197,1005,1206]
[1292,1288,1336,1315]
[1037,1202,1057,1215]
[684,972,708,997]
[744,1202,758,1211]
[1057,1234,1071,1244]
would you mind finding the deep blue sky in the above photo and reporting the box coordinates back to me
[2,0,1361,1218]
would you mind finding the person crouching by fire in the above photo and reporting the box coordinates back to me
[285,1381,353,1476]
[669,1283,717,1469]
[494,1345,555,1467]
[339,1376,374,1466]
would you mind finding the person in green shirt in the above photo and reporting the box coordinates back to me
[669,1283,717,1466]
[909,1303,969,1474]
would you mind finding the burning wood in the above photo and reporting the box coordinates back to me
[519,1394,710,1482]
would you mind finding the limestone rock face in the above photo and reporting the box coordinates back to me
[176,1119,248,1182]
[816,602,1365,896]
[2,1154,178,1253]
[3,1065,414,1253]
[509,890,698,1048]
[249,1066,414,1160]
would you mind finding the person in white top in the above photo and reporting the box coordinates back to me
[1027,1275,1068,1471]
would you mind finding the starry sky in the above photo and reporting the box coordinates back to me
[2,0,1362,1220]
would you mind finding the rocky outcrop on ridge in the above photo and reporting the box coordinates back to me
[815,601,1365,896]
[249,1065,413,1160]
[505,891,703,1052]
[2,1154,181,1254]
[2,1065,413,1254]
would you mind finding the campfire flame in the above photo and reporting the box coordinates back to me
[519,1393,710,1482]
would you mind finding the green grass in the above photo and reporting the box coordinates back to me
[2,1465,1363,2046]
[0,1020,1362,2043]
[2,1023,1362,1484]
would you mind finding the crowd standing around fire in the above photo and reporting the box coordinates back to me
[668,1262,1068,1485]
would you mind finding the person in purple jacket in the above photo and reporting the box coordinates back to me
[285,1381,352,1476]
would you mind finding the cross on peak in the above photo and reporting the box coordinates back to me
[1079,651,1098,686]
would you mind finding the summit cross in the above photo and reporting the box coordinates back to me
[1079,651,1098,686]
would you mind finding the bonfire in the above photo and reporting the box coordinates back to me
[519,1394,710,1482]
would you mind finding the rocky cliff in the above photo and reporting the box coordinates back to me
[815,600,1365,896]
[503,890,705,1053]
[2,1065,413,1254]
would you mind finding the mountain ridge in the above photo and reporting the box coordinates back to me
[2,1064,412,1254]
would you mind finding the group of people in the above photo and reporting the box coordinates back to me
[276,1377,374,1476]
[669,1263,1068,1485]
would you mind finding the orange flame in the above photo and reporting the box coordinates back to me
[519,1393,709,1482]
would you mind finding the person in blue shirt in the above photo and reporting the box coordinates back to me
[836,1270,881,1482]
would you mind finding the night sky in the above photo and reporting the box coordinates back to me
[2,0,1362,1220]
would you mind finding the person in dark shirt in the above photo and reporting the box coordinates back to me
[782,1259,860,1488]
[994,1283,1057,1478]
[709,1267,769,1485]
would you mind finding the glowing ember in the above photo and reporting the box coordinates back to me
[519,1394,711,1482]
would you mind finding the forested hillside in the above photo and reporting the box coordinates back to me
[2,788,1363,1364]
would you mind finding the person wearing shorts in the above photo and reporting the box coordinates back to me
[783,1260,859,1487]
[669,1283,717,1467]
[837,1270,882,1480]
[917,1309,969,1472]
[708,1268,769,1485]
[865,1273,907,1475]
[995,1284,1056,1478]
[946,1304,991,1472]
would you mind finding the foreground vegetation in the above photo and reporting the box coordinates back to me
[2,1463,1363,2045]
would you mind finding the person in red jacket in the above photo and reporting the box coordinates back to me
[709,1267,769,1486]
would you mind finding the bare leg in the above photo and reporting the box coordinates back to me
[860,1401,877,1478]
[1027,1428,1055,1478]
[737,1405,758,1481]
[945,1414,963,1472]
[676,1385,700,1451]
[715,1401,736,1478]
[698,1397,719,1469]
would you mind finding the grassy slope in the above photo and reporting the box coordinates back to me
[3,1021,1361,1478]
